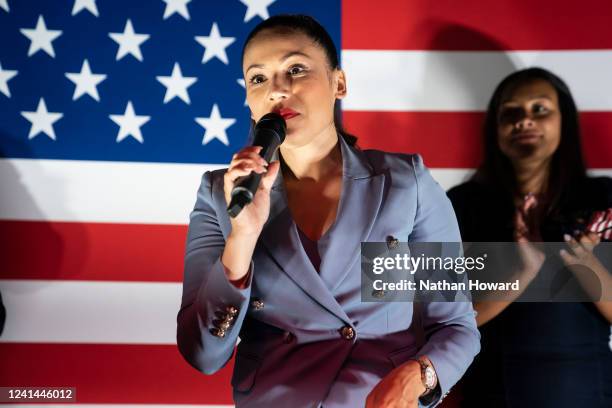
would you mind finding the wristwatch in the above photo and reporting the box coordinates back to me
[413,357,437,395]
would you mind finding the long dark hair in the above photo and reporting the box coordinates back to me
[241,14,357,147]
[472,67,587,214]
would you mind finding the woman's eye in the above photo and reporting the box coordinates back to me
[533,104,549,115]
[249,74,265,85]
[288,65,305,76]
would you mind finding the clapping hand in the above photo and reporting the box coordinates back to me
[513,193,546,282]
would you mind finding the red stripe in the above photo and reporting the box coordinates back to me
[0,343,234,404]
[0,221,187,282]
[343,111,612,168]
[342,0,612,50]
[581,112,612,169]
[345,111,483,168]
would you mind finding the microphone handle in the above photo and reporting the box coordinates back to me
[257,135,278,162]
[227,131,280,218]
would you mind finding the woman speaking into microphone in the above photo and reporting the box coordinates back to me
[177,14,479,408]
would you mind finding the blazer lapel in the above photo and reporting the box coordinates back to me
[259,166,351,323]
[258,137,383,319]
[318,137,384,292]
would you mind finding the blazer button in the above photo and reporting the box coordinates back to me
[210,327,226,338]
[214,319,232,330]
[251,298,264,310]
[225,305,239,317]
[340,326,355,340]
[372,289,385,298]
[386,235,400,249]
[217,313,234,325]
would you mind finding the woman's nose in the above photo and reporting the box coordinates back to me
[268,75,290,101]
[514,116,535,130]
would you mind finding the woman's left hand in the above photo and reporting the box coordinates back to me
[560,232,612,323]
[365,360,425,408]
[560,232,604,277]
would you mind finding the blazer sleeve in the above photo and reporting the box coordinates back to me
[408,155,481,406]
[176,171,253,375]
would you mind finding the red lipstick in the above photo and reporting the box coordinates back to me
[275,108,300,120]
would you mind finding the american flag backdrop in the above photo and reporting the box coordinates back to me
[0,0,611,407]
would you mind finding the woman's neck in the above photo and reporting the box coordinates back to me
[280,127,341,182]
[512,158,551,196]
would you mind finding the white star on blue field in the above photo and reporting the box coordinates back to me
[0,0,340,164]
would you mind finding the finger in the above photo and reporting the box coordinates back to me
[559,248,577,265]
[228,158,267,174]
[514,210,525,230]
[563,234,588,258]
[227,162,264,179]
[233,146,262,157]
[587,231,601,245]
[578,232,599,253]
[514,210,529,242]
[260,161,280,190]
[225,164,262,184]
[231,152,267,167]
[515,234,529,244]
[523,193,538,213]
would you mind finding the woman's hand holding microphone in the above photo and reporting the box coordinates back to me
[224,146,281,236]
[220,112,286,285]
[221,146,280,285]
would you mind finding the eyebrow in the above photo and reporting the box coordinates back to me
[501,94,554,104]
[245,51,311,74]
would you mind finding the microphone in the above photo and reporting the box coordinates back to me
[227,112,286,218]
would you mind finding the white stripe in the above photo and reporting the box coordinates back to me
[1,159,610,223]
[0,280,181,344]
[342,50,612,111]
[429,168,612,191]
[430,168,474,191]
[590,168,612,179]
[0,158,223,225]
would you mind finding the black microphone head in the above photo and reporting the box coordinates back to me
[254,112,286,145]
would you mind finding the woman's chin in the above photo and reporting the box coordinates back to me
[283,127,299,140]
[280,129,306,149]
[511,145,552,161]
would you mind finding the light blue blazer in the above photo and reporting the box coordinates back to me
[177,135,480,407]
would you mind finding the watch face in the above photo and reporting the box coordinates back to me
[424,366,436,388]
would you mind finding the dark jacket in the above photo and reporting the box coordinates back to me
[447,176,612,408]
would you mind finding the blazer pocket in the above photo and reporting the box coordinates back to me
[387,345,419,368]
[231,352,261,393]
